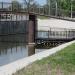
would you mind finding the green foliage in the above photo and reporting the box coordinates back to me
[48,0,75,10]
[60,0,71,10]
[47,0,75,16]
[14,43,75,75]
[72,0,75,10]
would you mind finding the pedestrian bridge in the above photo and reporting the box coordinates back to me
[0,1,75,74]
[0,2,75,45]
[0,2,75,21]
[36,19,75,44]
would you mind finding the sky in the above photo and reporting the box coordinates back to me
[0,0,46,5]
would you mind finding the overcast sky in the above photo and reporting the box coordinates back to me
[0,0,46,5]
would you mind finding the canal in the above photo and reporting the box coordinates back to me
[0,35,47,66]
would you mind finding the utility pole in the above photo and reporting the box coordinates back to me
[55,0,58,17]
[71,0,73,18]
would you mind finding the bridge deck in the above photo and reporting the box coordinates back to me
[38,19,75,30]
[36,19,75,43]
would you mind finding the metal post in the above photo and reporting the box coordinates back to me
[48,30,49,39]
[12,3,13,11]
[2,2,3,9]
[55,1,58,17]
[50,28,51,38]
[43,7,44,15]
[39,6,40,14]
[71,0,73,18]
[48,0,51,15]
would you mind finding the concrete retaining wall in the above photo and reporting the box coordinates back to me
[0,21,28,35]
[0,40,75,75]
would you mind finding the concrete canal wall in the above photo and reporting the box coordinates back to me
[0,21,28,35]
[0,40,75,75]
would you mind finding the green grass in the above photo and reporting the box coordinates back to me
[38,16,50,19]
[14,43,75,75]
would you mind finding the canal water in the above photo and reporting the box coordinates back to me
[0,35,47,66]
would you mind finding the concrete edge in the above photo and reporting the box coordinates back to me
[0,40,75,75]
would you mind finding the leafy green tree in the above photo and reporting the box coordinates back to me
[72,0,75,11]
[47,0,75,16]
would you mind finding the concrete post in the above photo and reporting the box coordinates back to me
[28,14,37,56]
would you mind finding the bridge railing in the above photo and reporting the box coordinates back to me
[0,2,28,12]
[0,2,75,21]
[37,28,75,40]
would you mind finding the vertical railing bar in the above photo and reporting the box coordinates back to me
[12,2,13,12]
[39,6,40,15]
[2,2,3,9]
[43,7,44,15]
[48,30,49,39]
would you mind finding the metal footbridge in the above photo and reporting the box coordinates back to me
[0,1,75,45]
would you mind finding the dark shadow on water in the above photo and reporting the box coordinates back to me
[0,35,29,66]
[0,35,54,66]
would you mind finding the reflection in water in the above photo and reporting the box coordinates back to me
[0,41,28,66]
[0,21,36,66]
[0,35,46,66]
[0,34,28,66]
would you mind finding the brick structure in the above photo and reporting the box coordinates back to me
[28,14,37,56]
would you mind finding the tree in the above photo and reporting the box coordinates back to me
[9,1,22,11]
[23,0,34,12]
[24,0,34,8]
[47,0,75,16]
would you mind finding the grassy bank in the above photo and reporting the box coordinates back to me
[14,43,75,75]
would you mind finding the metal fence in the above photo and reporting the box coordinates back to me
[37,28,75,40]
[0,15,29,43]
[0,2,75,20]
